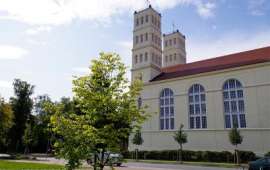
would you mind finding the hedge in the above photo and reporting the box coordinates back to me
[123,150,256,163]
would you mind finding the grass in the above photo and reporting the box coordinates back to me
[126,159,243,168]
[0,160,64,170]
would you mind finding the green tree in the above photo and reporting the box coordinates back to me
[50,52,147,170]
[132,129,144,161]
[32,95,53,153]
[22,123,33,154]
[8,79,34,152]
[229,125,243,165]
[173,124,187,164]
[0,97,14,151]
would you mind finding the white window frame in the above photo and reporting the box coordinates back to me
[223,79,246,128]
[188,84,207,129]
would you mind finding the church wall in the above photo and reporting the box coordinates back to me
[130,62,270,155]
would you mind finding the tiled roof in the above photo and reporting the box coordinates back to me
[151,46,270,82]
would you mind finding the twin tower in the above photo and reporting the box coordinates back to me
[131,5,187,83]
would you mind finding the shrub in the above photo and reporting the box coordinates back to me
[265,152,270,157]
[123,150,256,163]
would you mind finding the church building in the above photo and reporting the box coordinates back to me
[129,5,270,155]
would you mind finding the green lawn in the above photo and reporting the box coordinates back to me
[0,160,64,170]
[126,159,243,168]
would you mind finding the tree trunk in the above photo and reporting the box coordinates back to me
[135,148,138,162]
[93,153,97,170]
[180,144,183,164]
[235,145,239,165]
[99,149,105,170]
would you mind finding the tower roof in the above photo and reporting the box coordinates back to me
[134,5,161,16]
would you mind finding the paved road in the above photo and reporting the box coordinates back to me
[118,162,244,170]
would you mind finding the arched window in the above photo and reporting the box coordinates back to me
[223,79,246,128]
[188,84,207,129]
[160,88,174,130]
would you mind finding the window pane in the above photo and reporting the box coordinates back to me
[165,89,169,96]
[238,100,245,112]
[231,101,237,112]
[232,115,238,128]
[196,117,200,128]
[190,117,194,129]
[201,94,205,101]
[189,105,194,115]
[237,90,243,98]
[229,79,235,88]
[165,107,169,116]
[170,107,174,116]
[195,95,199,102]
[202,116,207,128]
[201,104,206,114]
[160,108,164,117]
[189,95,193,103]
[160,119,164,130]
[223,92,229,99]
[165,98,169,105]
[170,98,174,104]
[169,90,173,96]
[165,119,169,129]
[224,101,230,113]
[224,82,229,90]
[240,114,246,128]
[160,99,164,105]
[195,104,200,114]
[194,84,199,93]
[189,87,194,94]
[230,91,236,99]
[225,115,231,128]
[170,118,174,129]
[236,80,242,88]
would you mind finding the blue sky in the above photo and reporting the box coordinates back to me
[0,0,270,101]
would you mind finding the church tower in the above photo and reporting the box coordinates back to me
[163,30,186,67]
[131,5,162,83]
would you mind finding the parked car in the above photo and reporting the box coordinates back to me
[87,152,123,167]
[249,157,270,170]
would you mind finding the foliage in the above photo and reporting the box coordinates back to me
[32,95,53,153]
[228,126,243,164]
[50,52,148,170]
[132,130,144,146]
[8,79,34,152]
[124,150,256,163]
[173,124,187,163]
[0,97,14,150]
[265,152,270,157]
[229,126,243,146]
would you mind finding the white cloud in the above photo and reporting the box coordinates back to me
[248,0,267,16]
[0,80,12,88]
[187,30,270,62]
[25,26,52,35]
[0,45,28,60]
[195,1,216,18]
[0,0,216,26]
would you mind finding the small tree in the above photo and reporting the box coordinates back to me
[173,124,187,164]
[229,125,243,165]
[132,129,143,161]
[50,53,148,170]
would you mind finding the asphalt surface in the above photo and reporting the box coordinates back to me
[120,162,244,170]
